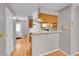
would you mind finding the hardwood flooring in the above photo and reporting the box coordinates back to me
[46,50,68,56]
[10,35,32,56]
[74,52,79,56]
[9,33,79,56]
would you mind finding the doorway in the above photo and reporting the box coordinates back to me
[10,19,32,56]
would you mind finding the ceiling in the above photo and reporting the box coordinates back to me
[10,3,71,17]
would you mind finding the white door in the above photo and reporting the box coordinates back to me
[6,17,14,55]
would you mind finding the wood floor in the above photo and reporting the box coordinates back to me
[46,50,67,56]
[10,34,79,56]
[10,34,67,56]
[74,52,79,56]
[10,35,32,56]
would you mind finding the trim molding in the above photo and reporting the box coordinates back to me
[71,52,79,56]
[7,48,15,56]
[5,3,16,16]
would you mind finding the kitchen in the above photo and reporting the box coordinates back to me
[29,4,79,56]
[29,8,61,55]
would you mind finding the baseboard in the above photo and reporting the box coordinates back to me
[71,52,79,56]
[39,49,69,56]
[7,48,15,56]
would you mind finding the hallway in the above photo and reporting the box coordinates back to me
[10,35,32,56]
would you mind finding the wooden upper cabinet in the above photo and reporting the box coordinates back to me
[38,13,57,23]
[29,19,33,28]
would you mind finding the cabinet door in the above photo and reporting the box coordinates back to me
[38,13,57,23]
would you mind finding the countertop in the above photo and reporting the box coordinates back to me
[30,31,62,35]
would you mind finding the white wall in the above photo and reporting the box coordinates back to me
[40,7,58,15]
[0,4,6,56]
[70,5,79,55]
[22,19,29,35]
[32,11,38,20]
[5,6,15,55]
[76,7,79,52]
[22,18,29,39]
[32,33,60,56]
[58,5,79,55]
[58,5,71,54]
[70,6,78,54]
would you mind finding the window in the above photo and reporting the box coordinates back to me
[16,23,21,32]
